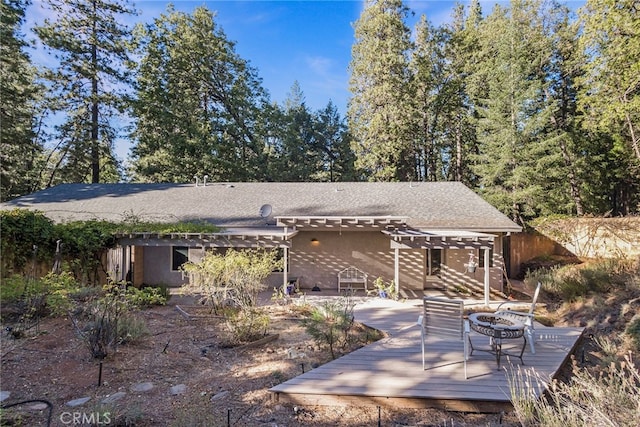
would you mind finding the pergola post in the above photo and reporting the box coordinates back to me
[394,247,400,295]
[484,247,490,306]
[283,246,289,288]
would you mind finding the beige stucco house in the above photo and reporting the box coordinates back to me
[2,182,521,304]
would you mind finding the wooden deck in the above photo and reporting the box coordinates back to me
[269,299,584,412]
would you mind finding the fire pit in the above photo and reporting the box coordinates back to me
[468,313,527,367]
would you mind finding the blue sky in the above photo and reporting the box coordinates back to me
[132,0,462,115]
[27,0,478,115]
[26,1,584,160]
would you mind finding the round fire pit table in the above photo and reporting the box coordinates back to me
[468,313,527,368]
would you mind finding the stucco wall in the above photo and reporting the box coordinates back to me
[287,230,504,292]
[134,230,506,292]
[288,230,425,291]
[441,248,504,293]
[142,246,191,286]
[535,217,640,259]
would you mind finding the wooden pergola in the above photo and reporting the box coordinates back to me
[276,215,408,229]
[113,218,499,304]
[382,228,497,306]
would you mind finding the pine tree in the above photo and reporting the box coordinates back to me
[34,0,135,184]
[444,1,482,185]
[577,0,640,162]
[348,0,413,181]
[470,0,556,224]
[576,0,640,213]
[130,6,270,183]
[540,4,586,216]
[267,82,320,181]
[0,0,44,200]
[409,15,447,182]
[314,101,356,182]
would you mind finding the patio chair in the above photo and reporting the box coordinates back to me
[494,281,542,354]
[418,297,469,379]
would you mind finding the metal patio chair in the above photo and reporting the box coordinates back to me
[418,296,469,379]
[494,281,542,354]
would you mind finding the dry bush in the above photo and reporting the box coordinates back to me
[510,353,640,427]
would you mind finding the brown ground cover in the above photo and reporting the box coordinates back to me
[7,273,637,427]
[1,297,526,426]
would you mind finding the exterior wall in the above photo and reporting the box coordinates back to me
[132,231,505,292]
[288,230,425,291]
[440,248,503,293]
[142,246,191,286]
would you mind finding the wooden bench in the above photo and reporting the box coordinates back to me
[337,267,368,292]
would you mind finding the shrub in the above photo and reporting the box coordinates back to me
[1,272,84,337]
[626,314,640,351]
[509,355,640,426]
[0,274,43,303]
[525,257,637,302]
[72,289,125,359]
[41,271,82,316]
[117,313,149,345]
[225,307,270,344]
[367,277,398,299]
[125,286,168,308]
[71,284,144,358]
[302,297,355,359]
[181,248,281,311]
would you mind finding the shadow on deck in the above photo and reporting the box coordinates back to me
[269,298,585,413]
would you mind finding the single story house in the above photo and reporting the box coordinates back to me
[1,182,522,304]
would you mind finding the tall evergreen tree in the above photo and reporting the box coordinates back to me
[470,0,555,225]
[314,101,356,182]
[576,0,640,213]
[130,6,270,183]
[264,84,354,182]
[540,4,587,216]
[409,15,448,182]
[577,0,640,161]
[266,83,320,181]
[0,0,44,200]
[444,1,482,185]
[348,0,413,181]
[34,0,135,184]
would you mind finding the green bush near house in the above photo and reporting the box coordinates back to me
[124,285,168,308]
[0,271,82,318]
[225,307,270,344]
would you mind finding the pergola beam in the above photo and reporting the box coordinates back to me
[276,216,408,229]
[385,228,497,304]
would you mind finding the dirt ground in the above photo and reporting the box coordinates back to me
[0,294,528,427]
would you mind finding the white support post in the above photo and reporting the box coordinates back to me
[394,247,400,295]
[484,248,490,307]
[283,246,289,288]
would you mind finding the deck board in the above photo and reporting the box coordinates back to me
[270,299,584,412]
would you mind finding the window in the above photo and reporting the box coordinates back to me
[473,248,494,268]
[172,246,189,271]
[427,249,442,276]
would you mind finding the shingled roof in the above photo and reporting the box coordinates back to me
[0,182,521,232]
